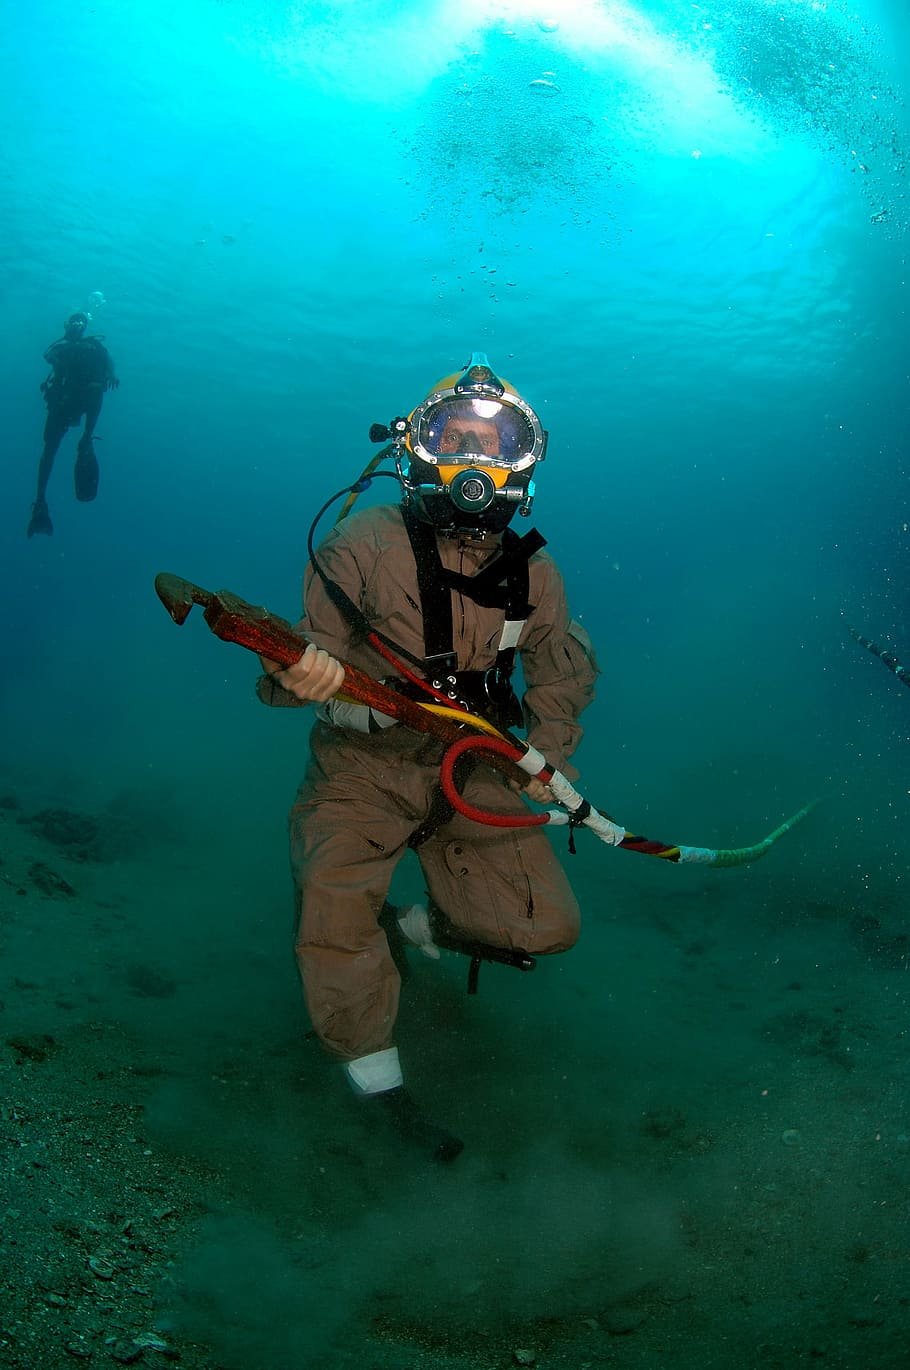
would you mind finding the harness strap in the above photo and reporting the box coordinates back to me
[402,506,458,673]
[401,507,546,692]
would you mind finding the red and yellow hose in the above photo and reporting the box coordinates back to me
[155,572,815,871]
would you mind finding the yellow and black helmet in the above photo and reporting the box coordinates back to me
[400,353,547,534]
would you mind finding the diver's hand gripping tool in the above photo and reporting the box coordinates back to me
[154,572,523,778]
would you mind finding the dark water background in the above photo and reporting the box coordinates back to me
[2,2,909,1366]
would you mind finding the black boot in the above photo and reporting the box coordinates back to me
[371,1086,464,1163]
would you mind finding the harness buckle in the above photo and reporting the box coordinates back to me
[424,650,458,676]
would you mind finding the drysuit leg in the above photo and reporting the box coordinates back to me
[290,790,416,1064]
[416,769,581,955]
[290,776,465,1161]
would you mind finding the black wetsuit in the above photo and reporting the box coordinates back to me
[28,334,117,537]
[41,336,115,442]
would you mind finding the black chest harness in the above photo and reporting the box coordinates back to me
[400,507,546,730]
[310,505,546,731]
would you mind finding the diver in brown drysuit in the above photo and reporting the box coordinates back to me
[258,355,598,1160]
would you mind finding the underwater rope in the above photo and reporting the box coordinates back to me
[849,625,910,691]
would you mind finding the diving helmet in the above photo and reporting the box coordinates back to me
[400,354,547,534]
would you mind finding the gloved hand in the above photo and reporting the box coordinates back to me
[509,776,554,804]
[260,641,345,702]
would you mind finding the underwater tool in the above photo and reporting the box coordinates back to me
[154,572,814,871]
[848,625,910,691]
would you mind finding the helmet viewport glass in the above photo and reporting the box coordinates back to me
[417,397,535,464]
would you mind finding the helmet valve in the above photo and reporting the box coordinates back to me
[449,469,496,513]
[369,416,410,444]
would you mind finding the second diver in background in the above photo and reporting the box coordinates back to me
[27,311,119,538]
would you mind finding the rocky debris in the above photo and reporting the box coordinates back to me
[850,912,909,970]
[124,965,177,1000]
[19,795,169,866]
[27,862,76,899]
[27,809,101,856]
[6,1033,59,1063]
[602,1306,648,1335]
[109,1341,144,1363]
[761,1007,859,1069]
[0,1034,212,1370]
[638,1105,717,1157]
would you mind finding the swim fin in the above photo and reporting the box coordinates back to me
[27,497,53,538]
[74,436,99,502]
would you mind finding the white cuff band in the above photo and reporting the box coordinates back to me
[499,619,524,650]
[518,746,547,776]
[344,1047,403,1095]
[317,700,398,733]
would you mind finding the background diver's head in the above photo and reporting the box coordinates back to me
[401,353,548,536]
[63,312,89,340]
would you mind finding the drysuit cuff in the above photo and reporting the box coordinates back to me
[344,1047,403,1096]
[255,673,308,708]
[316,699,398,733]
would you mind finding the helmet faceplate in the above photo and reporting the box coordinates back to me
[402,355,546,534]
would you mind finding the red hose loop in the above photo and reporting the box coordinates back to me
[439,734,550,829]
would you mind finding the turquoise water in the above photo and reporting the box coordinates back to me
[2,2,909,1366]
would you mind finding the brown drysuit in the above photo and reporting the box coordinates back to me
[258,502,598,1062]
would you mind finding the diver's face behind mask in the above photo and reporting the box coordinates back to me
[64,313,88,341]
[403,359,547,535]
[437,413,502,457]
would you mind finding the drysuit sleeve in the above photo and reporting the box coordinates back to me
[255,517,374,709]
[519,555,599,780]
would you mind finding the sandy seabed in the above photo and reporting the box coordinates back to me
[2,779,909,1370]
